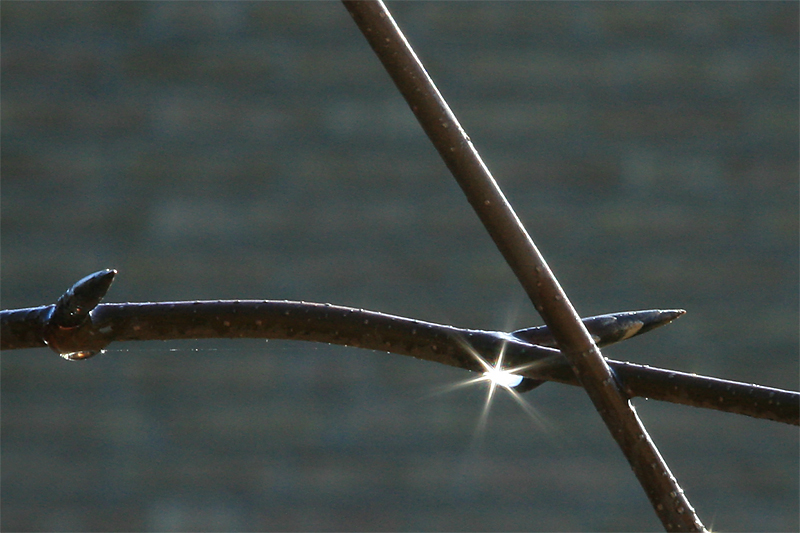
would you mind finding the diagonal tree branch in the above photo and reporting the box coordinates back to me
[342,1,707,530]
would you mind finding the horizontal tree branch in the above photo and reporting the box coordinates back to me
[2,299,796,426]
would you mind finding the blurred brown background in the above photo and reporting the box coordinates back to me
[1,2,797,531]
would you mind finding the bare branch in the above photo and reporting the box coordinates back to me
[3,295,796,426]
[342,1,707,529]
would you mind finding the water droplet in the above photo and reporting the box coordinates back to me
[59,349,101,361]
[483,369,523,389]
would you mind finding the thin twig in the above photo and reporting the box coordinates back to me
[2,297,797,425]
[342,1,706,530]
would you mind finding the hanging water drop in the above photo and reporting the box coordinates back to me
[483,367,524,389]
[58,349,102,361]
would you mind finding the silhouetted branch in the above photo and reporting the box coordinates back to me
[342,1,706,530]
[2,271,796,426]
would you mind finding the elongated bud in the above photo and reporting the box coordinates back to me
[512,309,686,348]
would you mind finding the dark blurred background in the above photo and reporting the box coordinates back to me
[1,2,797,531]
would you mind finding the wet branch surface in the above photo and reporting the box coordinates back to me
[2,289,797,426]
[342,1,711,530]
